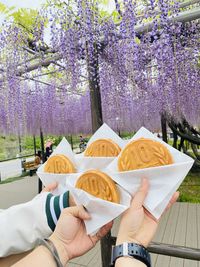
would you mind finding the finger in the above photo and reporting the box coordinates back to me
[42,182,58,192]
[131,178,149,209]
[69,193,76,207]
[163,191,179,214]
[90,221,113,245]
[62,205,91,220]
[144,208,159,223]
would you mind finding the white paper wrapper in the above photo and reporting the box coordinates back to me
[75,123,126,171]
[37,137,78,186]
[65,174,131,234]
[106,127,194,219]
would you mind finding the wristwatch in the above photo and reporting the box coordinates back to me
[110,242,151,267]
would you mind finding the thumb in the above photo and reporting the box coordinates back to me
[131,178,149,209]
[62,205,91,220]
[42,182,58,192]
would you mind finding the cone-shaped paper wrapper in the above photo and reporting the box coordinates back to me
[75,123,126,171]
[65,175,131,234]
[106,127,194,219]
[37,137,78,186]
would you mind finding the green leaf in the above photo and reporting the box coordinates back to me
[0,3,15,15]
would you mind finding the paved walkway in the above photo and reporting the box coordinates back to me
[0,175,38,209]
[0,176,199,266]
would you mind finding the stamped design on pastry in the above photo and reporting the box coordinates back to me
[76,170,120,203]
[44,154,76,173]
[118,138,173,171]
[84,139,121,157]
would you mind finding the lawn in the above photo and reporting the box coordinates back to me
[178,171,200,203]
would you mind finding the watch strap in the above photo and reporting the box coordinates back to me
[111,242,151,267]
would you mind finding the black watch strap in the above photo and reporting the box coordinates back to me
[110,242,151,267]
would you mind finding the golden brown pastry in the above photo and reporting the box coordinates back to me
[44,154,76,174]
[76,170,120,203]
[84,139,121,157]
[118,138,173,171]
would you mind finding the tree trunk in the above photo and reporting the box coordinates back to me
[172,130,178,149]
[87,45,103,133]
[161,113,168,143]
[87,45,109,267]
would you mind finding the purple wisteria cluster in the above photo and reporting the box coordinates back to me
[0,0,199,135]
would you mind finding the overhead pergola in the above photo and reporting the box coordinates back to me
[0,0,199,137]
[1,1,199,88]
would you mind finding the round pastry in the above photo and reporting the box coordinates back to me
[84,139,121,157]
[118,138,173,171]
[44,154,76,174]
[76,170,120,203]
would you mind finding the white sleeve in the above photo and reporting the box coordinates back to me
[0,193,52,257]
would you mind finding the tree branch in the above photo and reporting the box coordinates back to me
[114,0,122,17]
[167,118,200,145]
[191,144,200,161]
[18,76,83,96]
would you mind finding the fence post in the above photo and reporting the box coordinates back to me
[39,129,45,193]
[33,135,36,156]
[101,231,112,267]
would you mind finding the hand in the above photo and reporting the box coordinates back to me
[50,206,113,265]
[42,182,58,193]
[42,182,76,206]
[116,178,179,247]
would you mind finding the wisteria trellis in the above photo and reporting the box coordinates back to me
[0,0,199,135]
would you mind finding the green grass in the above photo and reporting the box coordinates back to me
[0,172,28,184]
[178,172,200,203]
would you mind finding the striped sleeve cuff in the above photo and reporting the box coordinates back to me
[45,191,69,231]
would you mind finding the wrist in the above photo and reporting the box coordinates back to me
[49,236,69,266]
[115,257,147,266]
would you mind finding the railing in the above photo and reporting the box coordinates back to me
[148,242,200,261]
[101,235,200,267]
[0,154,35,163]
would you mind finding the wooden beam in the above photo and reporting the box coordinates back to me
[16,54,62,76]
[136,0,200,21]
[135,6,200,35]
[179,0,200,9]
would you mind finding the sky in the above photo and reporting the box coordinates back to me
[0,0,115,44]
[1,0,46,9]
[1,0,115,10]
[0,0,115,24]
[0,0,46,26]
